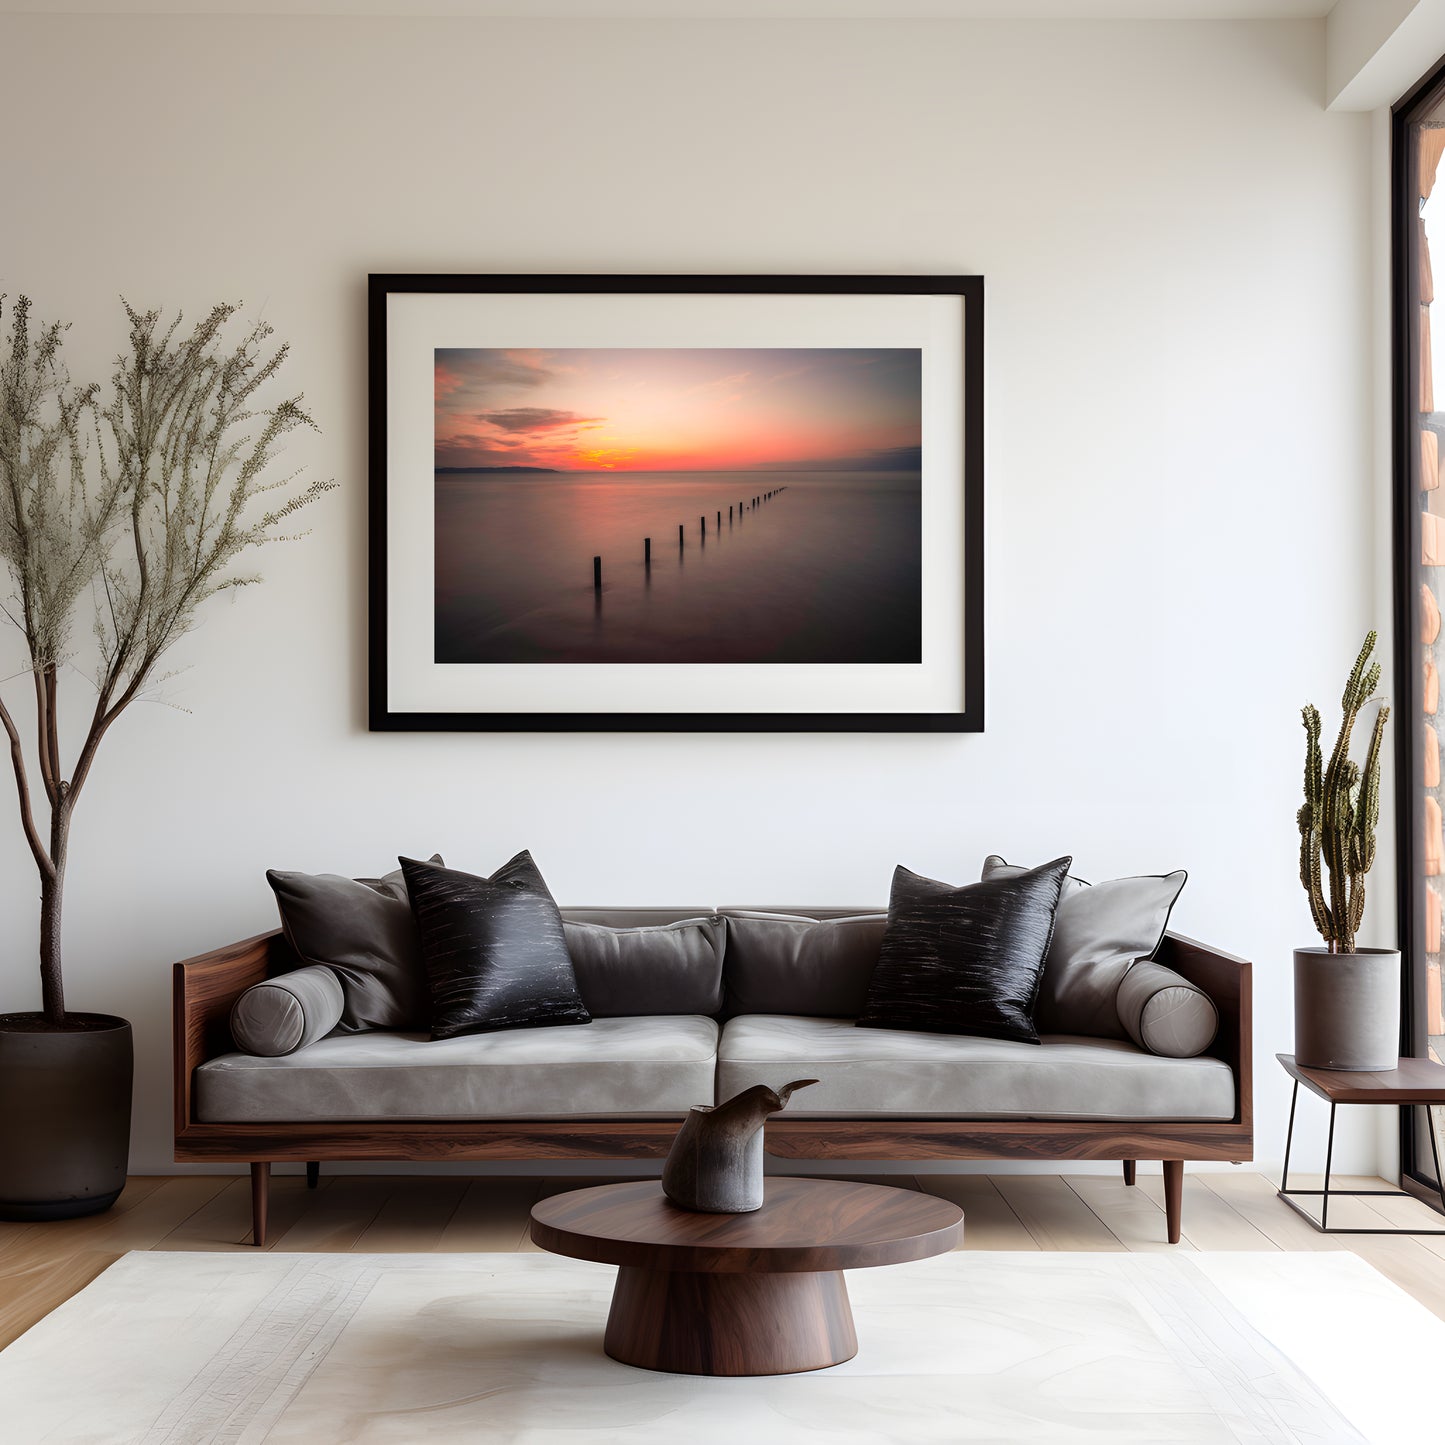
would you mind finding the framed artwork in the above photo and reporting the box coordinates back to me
[368,274,983,731]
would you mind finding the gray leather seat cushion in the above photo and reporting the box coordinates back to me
[717,1016,1236,1120]
[195,1016,718,1122]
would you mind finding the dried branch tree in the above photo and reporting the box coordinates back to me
[0,296,334,1025]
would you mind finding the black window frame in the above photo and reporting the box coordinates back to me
[1391,54,1445,1204]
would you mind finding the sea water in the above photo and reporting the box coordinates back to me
[433,470,922,665]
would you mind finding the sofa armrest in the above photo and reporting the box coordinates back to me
[1155,932,1252,1128]
[173,930,298,1134]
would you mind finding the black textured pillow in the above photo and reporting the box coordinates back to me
[858,857,1072,1044]
[400,852,591,1040]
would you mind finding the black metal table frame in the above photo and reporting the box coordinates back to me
[1278,1079,1445,1234]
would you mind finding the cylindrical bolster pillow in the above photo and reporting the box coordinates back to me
[1115,961,1219,1058]
[230,965,346,1057]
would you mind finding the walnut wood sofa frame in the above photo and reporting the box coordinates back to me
[174,930,1252,1247]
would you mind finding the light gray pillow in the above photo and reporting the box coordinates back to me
[563,916,724,1017]
[719,911,888,1018]
[981,857,1186,1038]
[1115,961,1219,1057]
[267,856,442,1032]
[230,964,345,1057]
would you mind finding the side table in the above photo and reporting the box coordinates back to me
[1277,1051,1445,1234]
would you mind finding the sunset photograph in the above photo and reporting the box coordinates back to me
[433,346,923,665]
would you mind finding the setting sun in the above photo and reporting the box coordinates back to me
[434,347,920,473]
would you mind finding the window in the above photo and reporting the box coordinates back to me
[1393,61,1445,1199]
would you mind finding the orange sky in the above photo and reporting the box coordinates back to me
[434,347,921,473]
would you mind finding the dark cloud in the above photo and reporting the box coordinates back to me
[858,444,922,470]
[437,351,552,389]
[778,444,922,473]
[477,407,605,434]
[435,442,541,468]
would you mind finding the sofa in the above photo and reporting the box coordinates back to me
[173,904,1252,1247]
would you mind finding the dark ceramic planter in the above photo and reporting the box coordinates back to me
[0,1013,133,1220]
[1293,948,1401,1072]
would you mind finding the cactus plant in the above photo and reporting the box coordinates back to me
[1298,632,1390,954]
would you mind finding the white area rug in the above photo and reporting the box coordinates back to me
[1,1251,1437,1442]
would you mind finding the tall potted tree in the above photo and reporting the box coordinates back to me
[0,296,331,1218]
[1295,631,1398,1071]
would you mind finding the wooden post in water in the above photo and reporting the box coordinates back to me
[644,537,651,565]
[679,523,684,546]
[729,505,733,522]
[717,510,722,528]
[701,515,706,539]
[593,556,602,591]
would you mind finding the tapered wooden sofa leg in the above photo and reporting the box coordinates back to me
[306,1161,320,1190]
[1122,1160,1137,1187]
[1162,1160,1183,1243]
[251,1162,270,1247]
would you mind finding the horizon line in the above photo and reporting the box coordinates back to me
[433,465,919,474]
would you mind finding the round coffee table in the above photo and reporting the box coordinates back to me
[529,1176,963,1376]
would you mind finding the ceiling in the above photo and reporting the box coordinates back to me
[0,0,1341,18]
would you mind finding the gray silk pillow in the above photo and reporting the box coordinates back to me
[563,916,724,1017]
[230,964,345,1057]
[1115,961,1219,1057]
[267,855,442,1033]
[719,911,889,1018]
[981,857,1186,1039]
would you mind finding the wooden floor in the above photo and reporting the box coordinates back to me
[3,1168,1445,1350]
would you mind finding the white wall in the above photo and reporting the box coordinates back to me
[0,15,1378,1176]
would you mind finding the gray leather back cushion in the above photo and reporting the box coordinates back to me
[561,907,718,928]
[1116,961,1219,1057]
[719,910,888,1018]
[230,964,345,1057]
[562,916,724,1017]
[981,858,1185,1039]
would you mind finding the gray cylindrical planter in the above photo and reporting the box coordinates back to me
[0,1013,133,1220]
[1294,948,1401,1072]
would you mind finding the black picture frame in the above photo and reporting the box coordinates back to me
[368,273,984,733]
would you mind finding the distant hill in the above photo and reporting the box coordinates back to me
[435,465,559,475]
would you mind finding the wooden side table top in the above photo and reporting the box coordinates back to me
[530,1177,963,1274]
[1277,1052,1445,1104]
